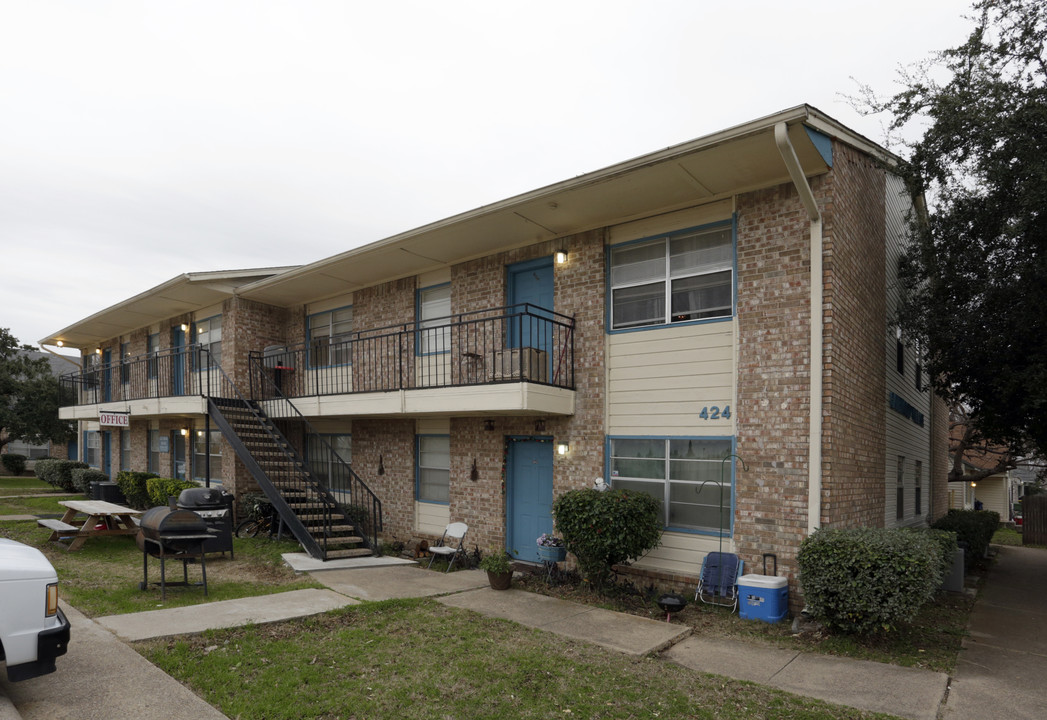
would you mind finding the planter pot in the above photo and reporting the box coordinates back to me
[486,570,512,590]
[536,545,567,563]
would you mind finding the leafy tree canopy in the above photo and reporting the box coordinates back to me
[0,328,74,452]
[861,0,1047,456]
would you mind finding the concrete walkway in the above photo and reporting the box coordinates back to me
[943,544,1047,720]
[4,546,1045,720]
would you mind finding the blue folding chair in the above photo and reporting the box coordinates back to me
[695,551,743,612]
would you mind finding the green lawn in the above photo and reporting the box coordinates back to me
[0,475,63,495]
[0,494,70,516]
[138,598,902,720]
[0,519,321,616]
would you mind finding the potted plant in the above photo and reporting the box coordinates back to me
[536,533,567,563]
[478,550,514,590]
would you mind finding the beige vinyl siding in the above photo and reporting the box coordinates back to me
[607,321,735,436]
[974,475,1010,517]
[306,293,354,316]
[630,531,733,575]
[884,173,931,528]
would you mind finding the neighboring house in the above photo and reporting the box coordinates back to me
[1,350,79,466]
[42,105,948,602]
[947,422,1024,521]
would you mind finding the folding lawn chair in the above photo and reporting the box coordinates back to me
[426,522,468,572]
[695,551,743,612]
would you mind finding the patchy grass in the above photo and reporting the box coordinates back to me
[992,527,1028,547]
[138,598,901,720]
[0,519,320,617]
[513,567,975,674]
[0,494,71,516]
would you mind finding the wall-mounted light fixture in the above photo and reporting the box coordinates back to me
[180,428,189,437]
[555,250,568,265]
[557,442,570,456]
[180,323,189,332]
[470,458,479,481]
[534,418,546,433]
[483,419,495,432]
[970,481,977,488]
[56,340,63,347]
[95,348,102,355]
[378,454,385,476]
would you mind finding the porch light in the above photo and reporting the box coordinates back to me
[180,428,189,437]
[555,250,568,265]
[95,348,101,355]
[557,442,570,456]
[56,340,63,347]
[180,323,189,332]
[483,419,495,432]
[971,481,977,488]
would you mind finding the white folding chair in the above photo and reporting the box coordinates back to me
[426,522,468,572]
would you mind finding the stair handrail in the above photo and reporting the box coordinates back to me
[243,350,384,552]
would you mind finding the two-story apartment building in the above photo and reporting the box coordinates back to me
[43,105,948,594]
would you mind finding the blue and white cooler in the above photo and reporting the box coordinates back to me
[738,573,789,623]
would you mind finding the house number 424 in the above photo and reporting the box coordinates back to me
[699,405,731,420]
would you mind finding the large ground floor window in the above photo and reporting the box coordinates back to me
[85,431,101,468]
[193,429,222,484]
[306,433,352,483]
[609,436,734,534]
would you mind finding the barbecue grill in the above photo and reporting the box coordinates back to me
[136,505,214,600]
[176,487,234,558]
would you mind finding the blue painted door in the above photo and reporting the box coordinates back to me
[507,257,554,350]
[102,432,111,478]
[102,349,112,402]
[507,438,554,562]
[171,326,185,395]
[172,432,187,480]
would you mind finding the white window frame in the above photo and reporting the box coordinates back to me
[417,284,451,356]
[308,306,354,368]
[195,316,222,368]
[193,429,222,483]
[416,434,450,504]
[609,223,734,331]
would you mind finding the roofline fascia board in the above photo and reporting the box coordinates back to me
[239,105,849,297]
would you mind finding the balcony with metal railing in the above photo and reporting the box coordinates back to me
[58,304,576,419]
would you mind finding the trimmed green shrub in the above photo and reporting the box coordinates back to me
[115,470,159,509]
[71,467,109,494]
[146,477,199,507]
[931,509,1000,565]
[797,527,944,635]
[552,488,661,590]
[33,458,89,492]
[1,453,28,475]
[923,528,959,580]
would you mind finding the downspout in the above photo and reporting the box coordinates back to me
[774,122,823,536]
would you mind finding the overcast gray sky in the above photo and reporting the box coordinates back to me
[1,0,975,354]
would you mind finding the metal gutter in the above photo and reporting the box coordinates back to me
[774,121,823,536]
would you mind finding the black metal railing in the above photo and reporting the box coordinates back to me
[249,303,575,400]
[201,352,382,556]
[59,345,218,408]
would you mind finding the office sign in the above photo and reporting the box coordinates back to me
[99,411,130,428]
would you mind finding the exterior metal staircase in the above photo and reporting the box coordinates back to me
[209,397,378,560]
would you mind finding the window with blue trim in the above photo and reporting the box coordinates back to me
[416,435,449,503]
[147,333,159,379]
[148,429,160,474]
[193,430,222,483]
[609,224,733,329]
[120,342,131,385]
[417,284,450,355]
[609,437,733,533]
[308,306,353,367]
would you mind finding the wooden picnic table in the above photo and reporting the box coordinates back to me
[38,500,142,551]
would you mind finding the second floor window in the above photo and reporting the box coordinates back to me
[610,224,733,330]
[418,284,451,355]
[147,333,159,379]
[195,316,222,368]
[308,306,354,367]
[120,342,131,385]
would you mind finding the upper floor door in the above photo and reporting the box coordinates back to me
[507,257,554,380]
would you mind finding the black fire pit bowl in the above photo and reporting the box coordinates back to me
[657,592,688,621]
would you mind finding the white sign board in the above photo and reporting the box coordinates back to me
[99,411,130,428]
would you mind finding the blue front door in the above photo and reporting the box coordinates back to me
[171,326,185,395]
[507,257,554,350]
[102,349,112,402]
[507,438,554,563]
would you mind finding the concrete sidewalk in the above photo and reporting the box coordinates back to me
[944,544,1047,720]
[8,548,1041,720]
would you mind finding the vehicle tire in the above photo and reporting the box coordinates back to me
[236,518,262,538]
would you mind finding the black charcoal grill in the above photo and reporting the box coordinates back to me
[136,505,214,600]
[177,487,234,558]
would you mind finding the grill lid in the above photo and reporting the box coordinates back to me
[177,487,227,509]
